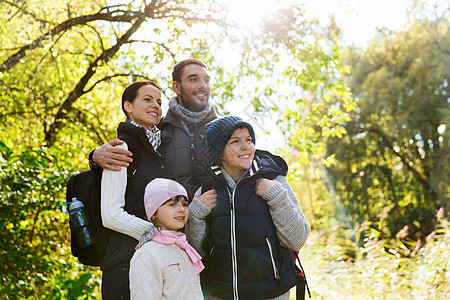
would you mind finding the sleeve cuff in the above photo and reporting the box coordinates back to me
[189,197,211,220]
[88,149,100,170]
[263,182,284,203]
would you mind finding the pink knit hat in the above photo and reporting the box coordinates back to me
[144,178,188,220]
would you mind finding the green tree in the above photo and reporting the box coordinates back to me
[218,3,355,166]
[0,0,356,297]
[231,6,356,235]
[0,0,226,152]
[0,0,226,297]
[327,12,449,243]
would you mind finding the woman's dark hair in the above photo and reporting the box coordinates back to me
[172,59,208,83]
[121,80,161,118]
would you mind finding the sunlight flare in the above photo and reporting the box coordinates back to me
[223,0,279,28]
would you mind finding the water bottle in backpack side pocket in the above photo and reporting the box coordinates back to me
[63,197,98,248]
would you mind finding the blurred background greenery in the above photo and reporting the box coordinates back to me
[0,0,448,298]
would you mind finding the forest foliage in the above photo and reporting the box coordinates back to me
[0,0,448,298]
[324,14,449,243]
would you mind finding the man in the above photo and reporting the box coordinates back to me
[90,59,217,198]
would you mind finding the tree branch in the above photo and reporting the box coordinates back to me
[127,39,177,60]
[1,0,49,24]
[0,7,141,73]
[44,12,148,147]
[83,73,136,94]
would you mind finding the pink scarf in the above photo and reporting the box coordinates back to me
[152,230,204,274]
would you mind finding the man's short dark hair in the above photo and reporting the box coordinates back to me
[172,59,208,83]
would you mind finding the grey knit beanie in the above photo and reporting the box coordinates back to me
[205,116,255,164]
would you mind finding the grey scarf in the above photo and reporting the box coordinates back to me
[168,97,212,126]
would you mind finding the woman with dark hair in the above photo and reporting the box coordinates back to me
[100,81,167,299]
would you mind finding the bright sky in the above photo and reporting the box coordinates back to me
[221,0,414,152]
[224,0,411,47]
[138,0,434,152]
[304,0,410,46]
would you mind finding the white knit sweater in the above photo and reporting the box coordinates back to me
[100,142,152,240]
[129,241,203,300]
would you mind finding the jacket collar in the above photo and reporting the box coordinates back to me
[208,150,288,185]
[117,122,160,157]
[209,156,262,183]
[247,159,261,177]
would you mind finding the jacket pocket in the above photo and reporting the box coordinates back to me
[166,263,181,271]
[266,237,280,280]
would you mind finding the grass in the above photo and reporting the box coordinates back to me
[293,222,450,299]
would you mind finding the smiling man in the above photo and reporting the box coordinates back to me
[158,59,217,197]
[172,62,211,112]
[90,59,217,197]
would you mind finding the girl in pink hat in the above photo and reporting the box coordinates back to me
[129,178,204,300]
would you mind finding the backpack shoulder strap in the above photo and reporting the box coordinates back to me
[118,134,142,177]
[292,250,311,298]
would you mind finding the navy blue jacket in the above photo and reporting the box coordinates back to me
[204,150,297,299]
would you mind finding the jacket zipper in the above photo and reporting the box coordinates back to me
[227,185,239,300]
[226,164,261,299]
[266,238,280,280]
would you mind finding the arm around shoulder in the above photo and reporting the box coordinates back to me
[185,187,211,255]
[91,138,133,171]
[101,142,154,240]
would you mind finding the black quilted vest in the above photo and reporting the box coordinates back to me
[204,150,297,300]
[158,107,217,198]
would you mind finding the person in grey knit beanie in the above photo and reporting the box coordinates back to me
[205,116,255,165]
[186,116,311,300]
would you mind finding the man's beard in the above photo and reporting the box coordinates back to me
[178,85,209,112]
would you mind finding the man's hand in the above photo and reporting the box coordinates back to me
[198,189,218,210]
[92,138,133,171]
[255,178,277,198]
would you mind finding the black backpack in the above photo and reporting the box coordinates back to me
[65,135,142,266]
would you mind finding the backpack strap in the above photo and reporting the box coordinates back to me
[118,134,143,177]
[292,250,311,298]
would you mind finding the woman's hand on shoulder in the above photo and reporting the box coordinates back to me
[255,178,277,197]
